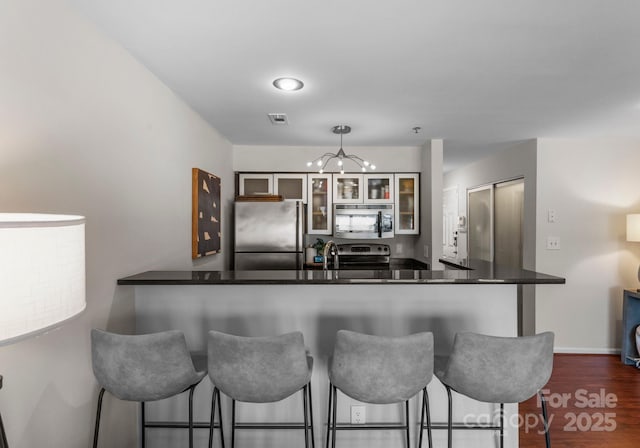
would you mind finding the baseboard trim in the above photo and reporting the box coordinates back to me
[554,347,620,355]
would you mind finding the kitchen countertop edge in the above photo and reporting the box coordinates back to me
[117,266,565,286]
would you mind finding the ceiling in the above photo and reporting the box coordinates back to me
[71,0,640,171]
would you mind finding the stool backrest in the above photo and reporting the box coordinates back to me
[440,332,554,403]
[207,331,312,403]
[330,330,434,404]
[91,329,200,402]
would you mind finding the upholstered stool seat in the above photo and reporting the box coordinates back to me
[433,332,554,448]
[91,329,208,448]
[327,330,434,448]
[207,331,314,448]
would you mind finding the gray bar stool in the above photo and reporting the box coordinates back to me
[207,330,314,448]
[432,332,554,448]
[91,329,211,448]
[326,330,434,448]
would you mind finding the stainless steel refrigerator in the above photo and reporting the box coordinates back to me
[234,201,305,270]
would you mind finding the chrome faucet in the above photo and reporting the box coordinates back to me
[323,240,339,270]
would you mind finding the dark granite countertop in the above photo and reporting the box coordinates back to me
[118,262,565,286]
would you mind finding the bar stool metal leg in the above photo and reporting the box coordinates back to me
[303,385,309,448]
[418,388,433,448]
[499,403,504,448]
[404,400,410,448]
[446,386,453,448]
[188,385,195,448]
[325,381,332,448]
[540,391,551,448]
[307,383,316,448]
[92,388,106,448]
[231,399,236,448]
[0,376,7,448]
[140,402,146,448]
[208,387,225,448]
[331,386,338,448]
[0,411,6,448]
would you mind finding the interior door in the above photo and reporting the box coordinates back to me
[494,179,524,268]
[467,186,493,262]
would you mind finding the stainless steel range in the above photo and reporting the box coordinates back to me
[337,243,390,270]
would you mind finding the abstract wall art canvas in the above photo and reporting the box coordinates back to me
[192,168,221,259]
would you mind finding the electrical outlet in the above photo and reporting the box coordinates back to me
[351,405,366,424]
[547,209,557,223]
[546,237,560,250]
[396,243,403,254]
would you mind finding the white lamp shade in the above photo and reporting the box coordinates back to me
[627,214,640,242]
[0,213,86,345]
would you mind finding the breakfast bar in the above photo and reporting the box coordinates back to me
[118,265,564,448]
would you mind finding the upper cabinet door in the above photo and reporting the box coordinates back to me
[239,173,273,196]
[394,174,419,234]
[363,174,394,204]
[333,174,363,203]
[307,173,333,234]
[274,173,308,203]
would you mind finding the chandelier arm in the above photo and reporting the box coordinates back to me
[320,158,332,171]
[345,155,365,168]
[346,154,365,163]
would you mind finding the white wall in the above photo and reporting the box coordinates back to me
[0,1,233,447]
[536,138,640,352]
[234,144,425,258]
[443,140,538,334]
[443,140,537,268]
[234,145,422,172]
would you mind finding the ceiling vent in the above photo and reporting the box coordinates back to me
[268,113,288,125]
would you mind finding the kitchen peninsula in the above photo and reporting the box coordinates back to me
[118,263,563,448]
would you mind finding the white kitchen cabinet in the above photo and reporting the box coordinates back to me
[307,173,333,234]
[274,173,307,203]
[238,173,273,196]
[363,174,394,204]
[394,173,419,234]
[333,174,363,204]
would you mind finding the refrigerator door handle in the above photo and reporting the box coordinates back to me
[377,211,382,238]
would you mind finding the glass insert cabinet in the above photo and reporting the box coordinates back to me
[394,174,419,234]
[364,174,394,204]
[307,174,333,234]
[236,172,419,235]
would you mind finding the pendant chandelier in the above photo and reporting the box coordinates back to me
[306,125,376,174]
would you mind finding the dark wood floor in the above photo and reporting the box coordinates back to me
[519,354,640,447]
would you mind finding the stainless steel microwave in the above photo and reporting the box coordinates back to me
[334,204,394,239]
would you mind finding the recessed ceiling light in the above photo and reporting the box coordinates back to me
[273,77,304,91]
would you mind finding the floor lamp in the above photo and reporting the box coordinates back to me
[0,214,86,448]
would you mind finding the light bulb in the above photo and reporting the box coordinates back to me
[316,160,322,167]
[370,165,376,170]
[364,161,370,166]
[337,160,343,166]
[340,169,345,174]
[319,169,324,174]
[306,161,312,167]
[361,167,366,172]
